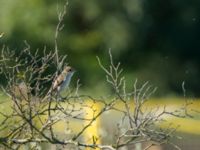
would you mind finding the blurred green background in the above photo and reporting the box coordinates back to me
[0,0,200,97]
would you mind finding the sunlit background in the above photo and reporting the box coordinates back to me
[0,0,200,149]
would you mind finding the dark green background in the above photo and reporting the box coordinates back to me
[0,0,200,97]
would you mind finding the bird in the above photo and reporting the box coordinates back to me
[47,66,75,96]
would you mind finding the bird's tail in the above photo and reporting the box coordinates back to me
[46,88,52,96]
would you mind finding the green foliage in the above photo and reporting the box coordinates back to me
[0,0,199,96]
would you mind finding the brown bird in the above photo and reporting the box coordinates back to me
[48,66,75,95]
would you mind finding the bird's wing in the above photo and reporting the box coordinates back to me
[52,74,65,91]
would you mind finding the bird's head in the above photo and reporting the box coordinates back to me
[63,66,76,76]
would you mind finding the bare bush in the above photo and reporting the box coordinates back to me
[0,46,193,150]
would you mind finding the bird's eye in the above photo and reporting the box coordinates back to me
[69,69,72,72]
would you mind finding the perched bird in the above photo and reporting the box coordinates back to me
[48,66,75,96]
